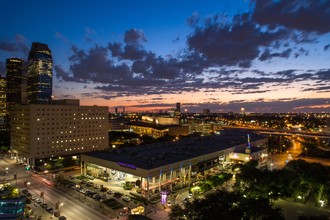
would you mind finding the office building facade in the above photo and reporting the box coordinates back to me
[0,76,6,132]
[10,100,109,166]
[6,58,27,109]
[27,42,53,104]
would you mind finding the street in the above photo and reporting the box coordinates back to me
[0,156,109,220]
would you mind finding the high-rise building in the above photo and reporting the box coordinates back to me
[203,108,210,115]
[6,58,27,109]
[10,99,109,166]
[0,76,6,132]
[176,102,181,112]
[27,42,53,104]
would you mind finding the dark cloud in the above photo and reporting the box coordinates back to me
[252,0,330,34]
[0,41,19,52]
[108,30,148,61]
[180,98,330,113]
[54,65,75,82]
[259,48,292,61]
[124,28,147,45]
[0,34,29,56]
[187,13,290,67]
[314,69,330,81]
[302,85,330,92]
[55,0,330,101]
[186,12,200,27]
[324,44,330,51]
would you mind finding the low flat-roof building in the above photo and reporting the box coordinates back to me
[127,121,189,138]
[81,129,268,199]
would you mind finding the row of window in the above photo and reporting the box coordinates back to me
[36,137,106,143]
[36,145,101,155]
[36,116,105,120]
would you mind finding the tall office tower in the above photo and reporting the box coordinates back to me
[6,58,27,109]
[27,42,53,104]
[0,76,6,132]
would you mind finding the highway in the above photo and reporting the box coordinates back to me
[222,125,330,139]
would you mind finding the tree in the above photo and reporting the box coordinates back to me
[169,190,284,220]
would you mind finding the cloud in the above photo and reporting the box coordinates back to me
[124,28,147,45]
[180,98,330,113]
[259,48,292,61]
[0,41,19,52]
[252,0,330,34]
[54,31,71,44]
[187,13,291,68]
[55,0,330,101]
[108,29,148,61]
[186,12,200,27]
[302,85,330,92]
[0,34,29,56]
[84,27,97,43]
[324,44,330,51]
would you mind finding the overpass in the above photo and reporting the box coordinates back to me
[222,126,330,139]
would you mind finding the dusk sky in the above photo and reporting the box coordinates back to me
[0,0,329,113]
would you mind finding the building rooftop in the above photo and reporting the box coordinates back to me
[127,121,179,130]
[84,129,267,170]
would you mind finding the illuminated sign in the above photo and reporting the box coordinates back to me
[117,162,136,170]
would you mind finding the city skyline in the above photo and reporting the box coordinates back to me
[0,0,329,113]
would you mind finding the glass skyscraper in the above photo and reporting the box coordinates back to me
[27,42,53,104]
[6,58,27,109]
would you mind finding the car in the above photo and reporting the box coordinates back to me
[37,216,42,220]
[122,196,131,202]
[93,194,102,201]
[188,193,193,198]
[58,216,67,220]
[22,189,29,195]
[100,186,108,192]
[94,184,101,189]
[46,206,54,213]
[35,198,42,204]
[167,200,172,207]
[40,202,47,208]
[86,181,94,187]
[80,180,87,184]
[114,192,123,198]
[54,210,60,217]
[107,189,114,194]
